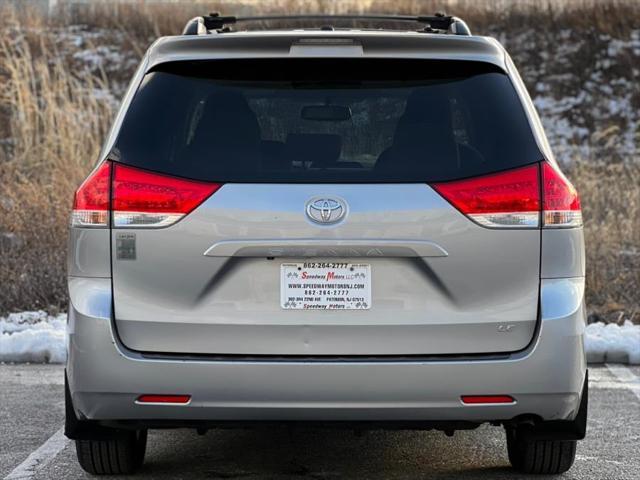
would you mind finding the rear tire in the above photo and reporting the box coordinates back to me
[75,430,147,475]
[506,428,576,474]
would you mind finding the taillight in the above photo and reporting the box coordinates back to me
[541,162,582,228]
[112,164,221,228]
[71,162,111,227]
[71,162,221,228]
[431,162,582,229]
[431,164,541,228]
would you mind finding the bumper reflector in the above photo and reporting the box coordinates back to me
[136,394,191,405]
[461,395,515,405]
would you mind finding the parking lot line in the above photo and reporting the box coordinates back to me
[3,428,68,480]
[606,364,640,402]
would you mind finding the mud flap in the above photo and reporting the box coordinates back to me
[65,372,132,440]
[514,370,588,441]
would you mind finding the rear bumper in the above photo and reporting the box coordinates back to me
[67,276,586,424]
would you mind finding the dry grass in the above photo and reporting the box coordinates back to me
[57,0,640,37]
[0,7,114,313]
[568,160,640,323]
[0,0,638,321]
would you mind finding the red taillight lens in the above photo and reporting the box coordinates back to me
[136,394,191,405]
[71,162,222,229]
[432,162,582,229]
[431,164,541,228]
[541,162,582,227]
[71,162,111,227]
[112,164,222,228]
[461,395,515,405]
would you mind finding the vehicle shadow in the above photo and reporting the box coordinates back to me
[138,425,520,479]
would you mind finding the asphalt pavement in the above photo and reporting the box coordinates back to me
[1,364,639,480]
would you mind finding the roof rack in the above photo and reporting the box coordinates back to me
[182,13,471,36]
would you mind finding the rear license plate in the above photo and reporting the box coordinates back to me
[281,262,371,310]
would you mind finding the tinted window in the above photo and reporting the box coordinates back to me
[112,59,542,182]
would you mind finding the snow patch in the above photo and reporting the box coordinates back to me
[0,311,66,364]
[73,45,125,70]
[585,321,640,364]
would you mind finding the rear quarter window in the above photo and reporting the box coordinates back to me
[111,59,543,182]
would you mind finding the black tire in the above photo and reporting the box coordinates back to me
[506,428,576,474]
[75,430,147,475]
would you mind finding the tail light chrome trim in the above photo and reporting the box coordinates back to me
[543,210,583,228]
[469,212,540,228]
[71,210,110,228]
[113,212,185,228]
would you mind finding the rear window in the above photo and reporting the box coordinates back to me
[112,59,543,182]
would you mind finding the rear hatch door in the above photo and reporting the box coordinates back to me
[110,59,543,356]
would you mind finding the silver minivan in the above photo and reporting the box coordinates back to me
[66,13,587,476]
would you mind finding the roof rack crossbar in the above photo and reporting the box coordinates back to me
[182,13,471,36]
